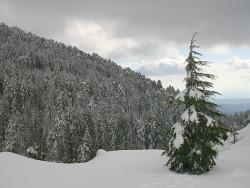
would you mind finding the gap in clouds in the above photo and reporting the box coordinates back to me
[52,19,250,98]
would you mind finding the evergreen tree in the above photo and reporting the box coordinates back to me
[163,33,229,175]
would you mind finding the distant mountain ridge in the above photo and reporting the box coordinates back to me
[216,98,250,114]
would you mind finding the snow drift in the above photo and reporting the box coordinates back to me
[0,124,250,188]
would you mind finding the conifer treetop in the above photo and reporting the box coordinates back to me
[164,33,229,175]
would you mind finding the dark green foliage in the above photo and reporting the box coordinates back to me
[163,33,229,175]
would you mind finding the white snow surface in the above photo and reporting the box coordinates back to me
[181,105,198,123]
[189,87,204,99]
[175,87,204,101]
[172,122,184,148]
[26,146,38,155]
[175,88,187,101]
[1,124,250,188]
[185,71,192,79]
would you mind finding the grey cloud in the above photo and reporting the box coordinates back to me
[135,62,185,76]
[1,0,250,47]
[108,39,171,60]
[228,58,250,70]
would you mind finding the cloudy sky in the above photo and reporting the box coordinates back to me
[1,0,250,98]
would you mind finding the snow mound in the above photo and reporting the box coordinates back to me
[233,124,250,147]
[0,125,250,188]
[96,149,107,157]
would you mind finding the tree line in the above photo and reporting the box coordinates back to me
[0,24,247,164]
[0,23,180,163]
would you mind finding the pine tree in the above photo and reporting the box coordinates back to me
[163,33,229,175]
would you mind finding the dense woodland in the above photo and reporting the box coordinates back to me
[0,23,181,162]
[0,23,248,163]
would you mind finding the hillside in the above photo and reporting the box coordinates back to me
[0,124,249,188]
[0,23,179,163]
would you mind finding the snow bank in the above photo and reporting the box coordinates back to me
[0,125,250,188]
[96,149,107,157]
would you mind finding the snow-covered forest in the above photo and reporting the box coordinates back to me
[1,0,250,187]
[0,23,181,162]
[0,23,249,164]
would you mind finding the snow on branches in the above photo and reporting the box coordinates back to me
[163,33,229,175]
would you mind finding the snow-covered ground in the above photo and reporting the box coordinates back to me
[1,124,250,188]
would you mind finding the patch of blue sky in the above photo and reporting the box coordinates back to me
[180,46,250,63]
[231,47,250,59]
[114,57,138,66]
